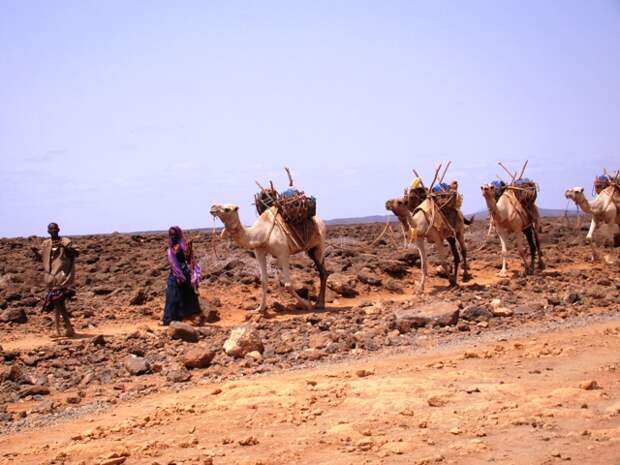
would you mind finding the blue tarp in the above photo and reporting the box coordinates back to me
[514,178,533,186]
[490,180,506,190]
[281,188,300,198]
[431,182,450,193]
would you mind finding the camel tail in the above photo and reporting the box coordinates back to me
[464,215,475,226]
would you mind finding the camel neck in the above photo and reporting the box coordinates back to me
[483,193,503,223]
[574,194,592,214]
[223,215,253,249]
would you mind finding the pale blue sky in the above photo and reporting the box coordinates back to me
[1,1,619,237]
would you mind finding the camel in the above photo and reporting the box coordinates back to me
[385,194,471,291]
[480,184,544,277]
[210,204,328,314]
[565,186,620,260]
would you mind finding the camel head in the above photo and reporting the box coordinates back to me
[564,187,584,201]
[385,198,409,219]
[209,204,240,225]
[480,183,496,200]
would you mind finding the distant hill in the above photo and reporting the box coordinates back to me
[325,215,399,225]
[467,208,581,220]
[325,208,581,226]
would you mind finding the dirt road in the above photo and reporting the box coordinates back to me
[2,316,619,465]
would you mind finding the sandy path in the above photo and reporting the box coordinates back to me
[1,316,619,465]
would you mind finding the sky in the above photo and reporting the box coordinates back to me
[1,0,619,237]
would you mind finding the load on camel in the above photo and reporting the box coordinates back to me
[480,161,544,277]
[210,167,328,315]
[565,169,620,262]
[385,162,473,291]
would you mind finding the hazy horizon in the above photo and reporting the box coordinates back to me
[2,1,619,238]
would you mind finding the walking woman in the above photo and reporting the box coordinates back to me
[163,226,202,325]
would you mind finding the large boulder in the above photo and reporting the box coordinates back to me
[223,325,264,358]
[168,322,199,343]
[0,308,27,324]
[124,355,150,375]
[394,302,460,333]
[182,345,216,369]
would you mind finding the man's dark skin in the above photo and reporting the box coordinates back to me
[32,223,78,337]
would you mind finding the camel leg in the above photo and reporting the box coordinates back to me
[532,226,545,270]
[435,237,456,287]
[54,305,62,337]
[278,255,313,311]
[255,249,268,313]
[496,228,510,277]
[514,230,532,276]
[446,237,460,287]
[456,229,472,281]
[415,237,427,293]
[586,219,599,261]
[523,227,536,271]
[307,245,328,309]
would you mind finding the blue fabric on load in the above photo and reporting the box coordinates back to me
[281,188,300,198]
[515,178,532,186]
[596,175,608,182]
[490,180,505,190]
[431,182,449,193]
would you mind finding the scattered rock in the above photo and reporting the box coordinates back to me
[356,368,375,377]
[394,302,460,332]
[91,334,106,346]
[238,435,259,446]
[490,307,514,317]
[129,289,147,306]
[579,380,600,390]
[565,291,580,304]
[461,306,493,322]
[182,345,216,369]
[427,396,447,407]
[168,321,200,343]
[19,385,50,397]
[384,279,404,294]
[124,355,150,375]
[166,366,191,383]
[327,273,358,298]
[0,308,27,324]
[223,325,264,358]
[357,271,382,286]
[92,286,114,296]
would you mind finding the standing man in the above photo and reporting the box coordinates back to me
[31,223,78,337]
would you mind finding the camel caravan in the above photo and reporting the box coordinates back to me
[210,164,619,315]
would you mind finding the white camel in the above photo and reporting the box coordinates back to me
[565,186,620,261]
[480,184,544,277]
[210,204,328,313]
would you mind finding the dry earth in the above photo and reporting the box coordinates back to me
[1,216,619,464]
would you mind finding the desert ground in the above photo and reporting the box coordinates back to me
[1,216,619,465]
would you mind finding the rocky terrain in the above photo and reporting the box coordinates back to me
[0,216,619,464]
